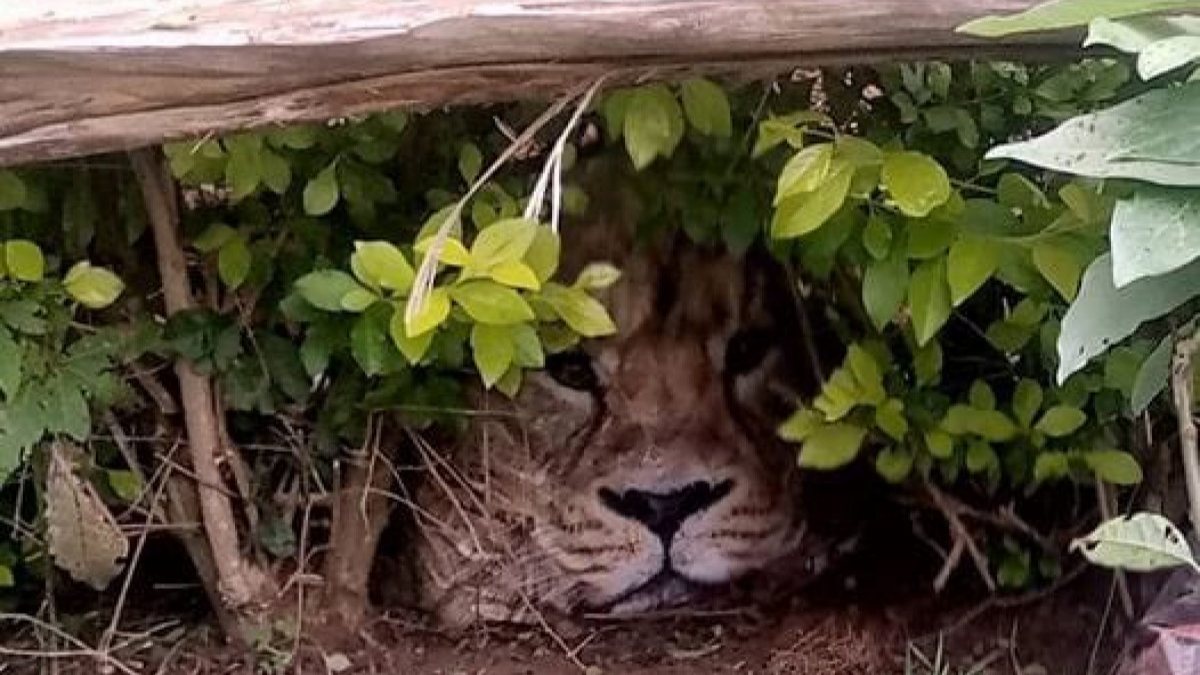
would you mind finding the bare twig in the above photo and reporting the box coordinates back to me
[924,481,997,592]
[130,148,267,613]
[1094,480,1134,620]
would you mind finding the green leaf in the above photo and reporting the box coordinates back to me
[1057,254,1200,382]
[1032,239,1083,301]
[524,227,561,283]
[450,280,535,325]
[0,171,27,210]
[574,263,622,290]
[925,430,953,459]
[908,258,951,346]
[4,240,44,282]
[680,78,732,137]
[350,309,392,377]
[875,447,914,484]
[862,244,909,331]
[875,399,909,441]
[1131,333,1173,413]
[489,261,541,290]
[294,270,364,312]
[914,340,943,386]
[260,148,292,194]
[847,345,887,405]
[538,283,617,337]
[192,223,238,253]
[0,564,12,588]
[405,287,451,337]
[303,162,340,216]
[351,241,415,293]
[1086,16,1200,54]
[958,0,1198,37]
[1110,187,1200,287]
[624,86,683,170]
[1084,450,1144,485]
[966,440,999,474]
[947,237,998,305]
[862,216,893,261]
[389,305,434,364]
[339,288,377,312]
[771,164,852,239]
[1139,35,1200,79]
[49,382,90,441]
[1034,451,1070,482]
[63,262,125,310]
[969,380,997,410]
[775,144,833,205]
[997,173,1049,210]
[0,329,21,399]
[986,84,1200,187]
[1070,513,1199,573]
[881,152,951,217]
[779,408,823,442]
[218,237,252,290]
[1034,405,1088,437]
[106,470,143,503]
[798,423,867,470]
[510,322,545,368]
[469,217,539,271]
[415,236,471,267]
[1013,378,1044,428]
[458,142,483,184]
[471,324,515,388]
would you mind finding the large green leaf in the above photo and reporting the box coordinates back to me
[351,241,415,293]
[294,270,364,312]
[908,258,951,346]
[1110,186,1200,286]
[63,262,125,309]
[538,283,617,337]
[680,78,732,137]
[958,0,1199,37]
[1140,35,1200,79]
[1086,15,1200,54]
[881,152,951,217]
[775,144,833,205]
[771,164,852,239]
[1070,512,1199,572]
[468,217,539,271]
[1084,450,1144,485]
[862,246,909,330]
[947,237,998,306]
[470,324,516,388]
[798,423,867,469]
[1057,253,1200,382]
[303,162,340,216]
[987,84,1200,186]
[1131,333,1173,413]
[624,86,683,170]
[450,280,535,324]
[4,240,44,282]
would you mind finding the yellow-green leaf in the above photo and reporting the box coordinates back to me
[680,78,732,137]
[471,323,515,388]
[779,408,823,442]
[303,162,339,216]
[1035,405,1087,437]
[390,305,434,364]
[1032,240,1083,301]
[63,262,125,309]
[415,236,471,267]
[538,283,617,337]
[339,288,378,312]
[908,258,951,346]
[525,226,561,283]
[469,217,539,271]
[450,280,535,325]
[775,144,833,205]
[352,241,415,293]
[771,163,852,239]
[1084,450,1143,485]
[574,262,622,290]
[405,287,451,337]
[4,240,44,282]
[875,447,914,483]
[947,237,998,305]
[882,152,951,217]
[798,423,867,469]
[489,261,541,290]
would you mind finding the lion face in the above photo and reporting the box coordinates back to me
[412,165,828,626]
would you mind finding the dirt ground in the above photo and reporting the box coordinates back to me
[0,548,1127,675]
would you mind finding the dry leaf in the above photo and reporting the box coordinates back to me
[45,442,128,590]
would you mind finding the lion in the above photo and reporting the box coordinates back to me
[406,159,855,627]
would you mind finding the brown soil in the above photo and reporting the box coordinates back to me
[0,564,1126,675]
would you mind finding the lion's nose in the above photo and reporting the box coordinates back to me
[598,480,734,542]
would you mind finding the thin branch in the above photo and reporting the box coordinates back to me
[129,148,266,611]
[1171,332,1200,533]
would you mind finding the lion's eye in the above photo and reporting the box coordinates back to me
[725,328,771,375]
[546,350,599,391]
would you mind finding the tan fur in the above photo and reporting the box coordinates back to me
[411,162,825,627]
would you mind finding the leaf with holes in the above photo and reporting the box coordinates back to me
[1071,513,1199,573]
[1110,187,1200,287]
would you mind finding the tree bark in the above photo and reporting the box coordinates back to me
[0,0,1077,166]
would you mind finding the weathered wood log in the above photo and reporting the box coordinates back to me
[0,1,1077,167]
